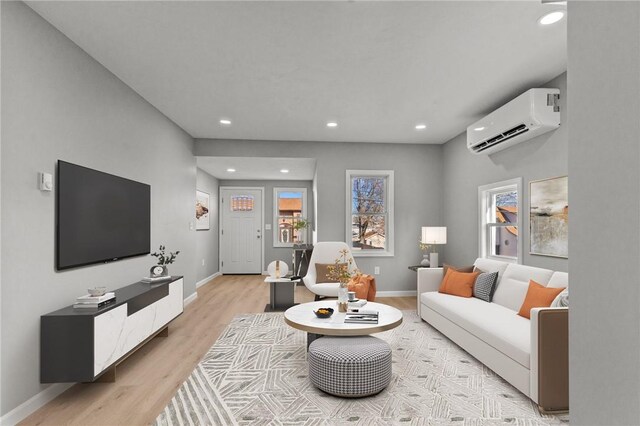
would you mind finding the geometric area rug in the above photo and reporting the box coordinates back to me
[155,311,569,425]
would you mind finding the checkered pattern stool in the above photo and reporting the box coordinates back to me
[308,335,392,397]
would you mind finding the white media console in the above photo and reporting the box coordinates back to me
[41,276,184,383]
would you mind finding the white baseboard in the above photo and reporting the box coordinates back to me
[183,292,198,307]
[0,383,73,426]
[376,290,417,297]
[196,272,221,289]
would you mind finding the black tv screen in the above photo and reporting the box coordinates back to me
[56,161,151,270]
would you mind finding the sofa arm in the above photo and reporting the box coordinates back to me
[416,268,443,316]
[530,307,568,412]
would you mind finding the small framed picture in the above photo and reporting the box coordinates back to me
[196,190,210,230]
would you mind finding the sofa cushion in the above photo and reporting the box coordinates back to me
[473,271,499,302]
[547,271,568,288]
[517,280,566,319]
[421,292,531,368]
[473,258,510,277]
[439,269,479,297]
[443,263,475,277]
[492,264,554,312]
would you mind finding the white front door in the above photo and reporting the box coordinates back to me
[220,188,263,274]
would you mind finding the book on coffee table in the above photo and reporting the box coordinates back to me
[344,311,379,324]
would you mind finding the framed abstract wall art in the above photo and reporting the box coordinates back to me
[529,175,568,258]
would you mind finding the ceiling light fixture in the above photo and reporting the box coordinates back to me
[538,10,565,25]
[280,169,290,174]
[326,121,338,128]
[474,126,485,131]
[219,119,231,125]
[415,124,427,130]
[226,168,236,172]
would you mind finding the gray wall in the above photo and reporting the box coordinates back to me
[441,73,568,272]
[1,2,197,415]
[568,2,640,424]
[197,140,443,292]
[218,179,313,270]
[196,169,220,282]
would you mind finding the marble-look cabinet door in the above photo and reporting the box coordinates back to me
[94,304,127,376]
[93,279,184,377]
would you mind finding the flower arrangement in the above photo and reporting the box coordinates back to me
[419,240,432,253]
[327,249,359,284]
[151,245,180,265]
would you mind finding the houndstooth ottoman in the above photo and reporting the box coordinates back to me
[308,335,392,397]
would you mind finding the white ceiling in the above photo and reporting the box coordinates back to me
[27,1,567,144]
[197,156,317,181]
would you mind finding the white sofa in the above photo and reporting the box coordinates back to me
[417,258,568,412]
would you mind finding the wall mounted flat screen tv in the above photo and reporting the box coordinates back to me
[56,161,151,270]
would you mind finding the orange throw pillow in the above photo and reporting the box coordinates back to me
[517,280,566,319]
[438,269,479,298]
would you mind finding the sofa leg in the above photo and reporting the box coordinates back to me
[314,295,322,301]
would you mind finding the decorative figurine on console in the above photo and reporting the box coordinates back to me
[150,245,180,277]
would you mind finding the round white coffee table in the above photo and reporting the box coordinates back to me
[284,301,403,347]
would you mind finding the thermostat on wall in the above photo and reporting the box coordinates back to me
[39,172,53,191]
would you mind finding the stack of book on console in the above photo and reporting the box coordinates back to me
[73,292,115,309]
[344,310,378,324]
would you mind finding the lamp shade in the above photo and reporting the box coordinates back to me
[421,226,447,244]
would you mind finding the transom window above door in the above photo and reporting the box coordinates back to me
[274,188,308,247]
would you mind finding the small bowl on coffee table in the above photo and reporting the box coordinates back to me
[314,307,334,318]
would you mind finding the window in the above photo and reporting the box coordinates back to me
[273,188,307,247]
[346,170,394,257]
[478,178,522,263]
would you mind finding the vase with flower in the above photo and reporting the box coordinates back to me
[419,240,432,266]
[327,249,359,312]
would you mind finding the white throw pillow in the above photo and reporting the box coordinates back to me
[551,288,569,307]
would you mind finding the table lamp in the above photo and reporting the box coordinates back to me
[421,227,447,268]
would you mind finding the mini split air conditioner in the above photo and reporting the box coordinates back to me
[467,88,560,155]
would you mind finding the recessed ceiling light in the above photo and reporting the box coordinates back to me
[226,168,236,172]
[326,121,338,128]
[474,126,485,131]
[415,124,427,130]
[538,10,565,25]
[219,119,231,125]
[280,169,290,174]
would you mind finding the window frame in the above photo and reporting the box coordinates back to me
[273,187,308,248]
[478,177,523,264]
[345,170,395,257]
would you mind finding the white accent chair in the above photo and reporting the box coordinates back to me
[303,242,358,300]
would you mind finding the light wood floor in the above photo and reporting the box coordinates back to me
[21,275,416,426]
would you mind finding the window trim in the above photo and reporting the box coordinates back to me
[273,187,308,248]
[478,177,523,264]
[346,170,395,257]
